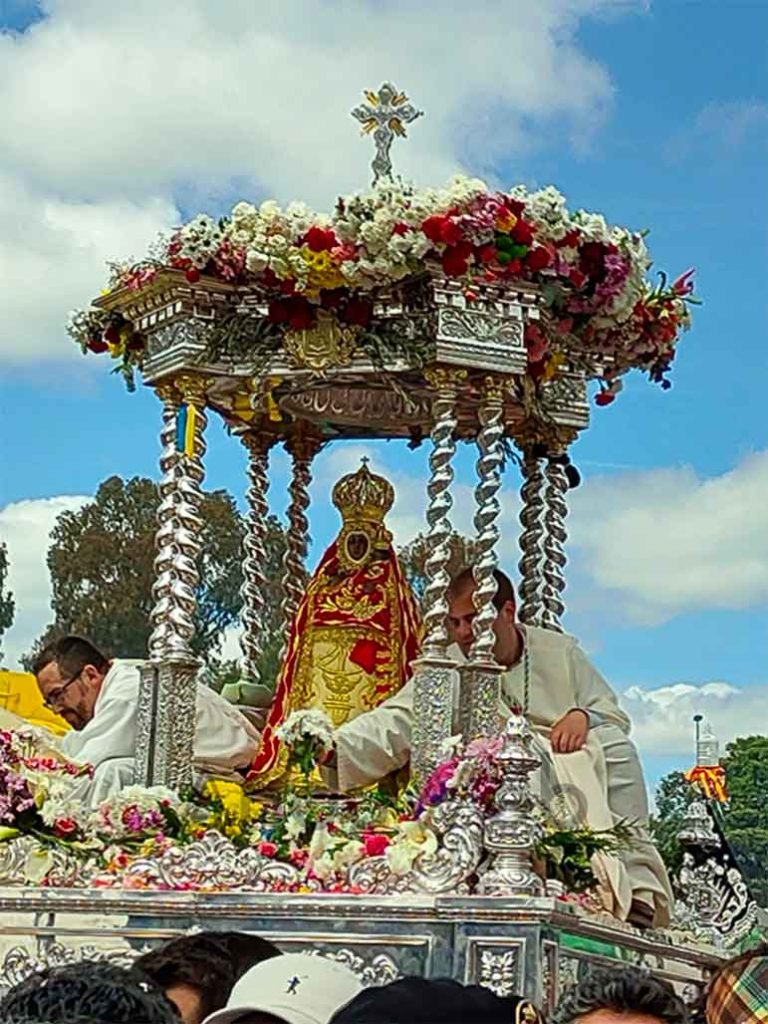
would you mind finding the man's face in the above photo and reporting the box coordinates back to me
[447,587,516,660]
[36,661,103,730]
[166,982,203,1024]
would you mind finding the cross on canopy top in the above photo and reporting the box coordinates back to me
[351,82,423,185]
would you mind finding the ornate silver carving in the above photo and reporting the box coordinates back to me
[478,713,544,896]
[541,458,569,632]
[148,385,181,659]
[477,947,521,998]
[349,799,485,895]
[351,82,422,184]
[517,448,546,627]
[410,660,458,792]
[279,385,430,431]
[124,830,302,891]
[0,942,138,992]
[437,308,523,352]
[280,433,320,648]
[238,431,275,683]
[674,800,757,948]
[310,949,402,988]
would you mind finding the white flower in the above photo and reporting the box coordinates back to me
[333,840,365,872]
[277,709,335,750]
[309,823,332,860]
[386,820,439,875]
[311,853,336,881]
[24,844,53,884]
[285,810,307,841]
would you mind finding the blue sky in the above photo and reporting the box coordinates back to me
[0,0,766,792]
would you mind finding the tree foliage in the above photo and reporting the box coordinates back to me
[397,531,482,606]
[24,476,289,680]
[0,542,15,664]
[652,736,768,906]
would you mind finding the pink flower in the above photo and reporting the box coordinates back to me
[258,841,279,857]
[363,833,391,857]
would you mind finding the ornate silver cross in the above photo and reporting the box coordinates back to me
[351,82,422,185]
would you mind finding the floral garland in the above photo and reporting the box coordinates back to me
[0,720,631,901]
[68,177,697,403]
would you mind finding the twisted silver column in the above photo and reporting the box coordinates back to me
[239,431,274,683]
[165,378,209,657]
[148,385,181,660]
[517,447,546,627]
[541,456,569,632]
[460,377,506,742]
[411,370,465,791]
[421,369,465,658]
[469,377,505,662]
[280,433,319,646]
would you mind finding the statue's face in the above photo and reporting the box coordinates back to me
[345,531,370,563]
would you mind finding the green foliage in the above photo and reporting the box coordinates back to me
[397,531,481,605]
[0,543,15,664]
[537,822,634,894]
[652,737,768,907]
[23,476,290,683]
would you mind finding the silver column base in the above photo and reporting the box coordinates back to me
[458,660,503,741]
[410,655,457,792]
[137,656,200,790]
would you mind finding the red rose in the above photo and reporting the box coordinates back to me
[185,267,201,284]
[569,268,587,289]
[87,336,109,354]
[511,220,534,246]
[304,226,337,252]
[287,301,316,331]
[280,278,297,295]
[442,243,472,277]
[392,222,410,236]
[342,297,373,327]
[595,390,616,407]
[258,841,279,857]
[579,242,607,280]
[526,246,552,272]
[440,218,463,246]
[558,229,581,248]
[289,848,308,868]
[422,214,448,244]
[506,259,522,275]
[478,245,496,264]
[506,198,526,217]
[54,818,78,838]
[364,833,390,857]
[103,323,121,346]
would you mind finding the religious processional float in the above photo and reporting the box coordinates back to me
[0,85,749,1009]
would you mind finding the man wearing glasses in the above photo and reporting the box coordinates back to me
[33,635,261,805]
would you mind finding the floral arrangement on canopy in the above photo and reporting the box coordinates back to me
[0,715,629,905]
[68,176,696,404]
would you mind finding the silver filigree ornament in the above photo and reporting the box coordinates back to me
[478,948,520,998]
[123,830,302,891]
[351,83,423,184]
[478,713,544,896]
[307,948,401,987]
[349,799,484,895]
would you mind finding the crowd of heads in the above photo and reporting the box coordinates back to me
[0,930,762,1024]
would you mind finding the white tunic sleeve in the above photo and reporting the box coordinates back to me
[60,692,137,767]
[192,686,261,772]
[567,642,630,733]
[332,679,415,792]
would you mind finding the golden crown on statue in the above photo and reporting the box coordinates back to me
[332,459,395,526]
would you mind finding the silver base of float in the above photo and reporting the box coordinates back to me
[0,888,720,1016]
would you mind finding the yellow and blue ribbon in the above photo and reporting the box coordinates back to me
[176,403,198,456]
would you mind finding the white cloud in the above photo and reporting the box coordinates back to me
[0,495,89,668]
[568,449,768,624]
[0,0,633,362]
[621,678,768,763]
[0,173,179,361]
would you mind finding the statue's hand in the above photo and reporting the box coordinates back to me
[550,709,589,753]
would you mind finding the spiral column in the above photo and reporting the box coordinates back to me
[280,431,321,650]
[137,374,210,791]
[148,384,181,660]
[238,430,275,683]
[411,369,465,790]
[541,455,569,632]
[460,376,506,741]
[516,446,547,627]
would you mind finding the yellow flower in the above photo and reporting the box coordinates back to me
[541,352,566,382]
[496,211,518,233]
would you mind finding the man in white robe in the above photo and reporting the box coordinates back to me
[325,569,672,929]
[33,635,260,806]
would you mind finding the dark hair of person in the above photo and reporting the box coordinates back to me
[0,960,177,1024]
[330,976,543,1023]
[448,568,516,613]
[135,931,282,1021]
[31,634,110,679]
[553,965,689,1024]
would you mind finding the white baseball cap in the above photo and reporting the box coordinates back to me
[203,952,364,1024]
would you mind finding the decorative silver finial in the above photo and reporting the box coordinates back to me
[351,82,422,185]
